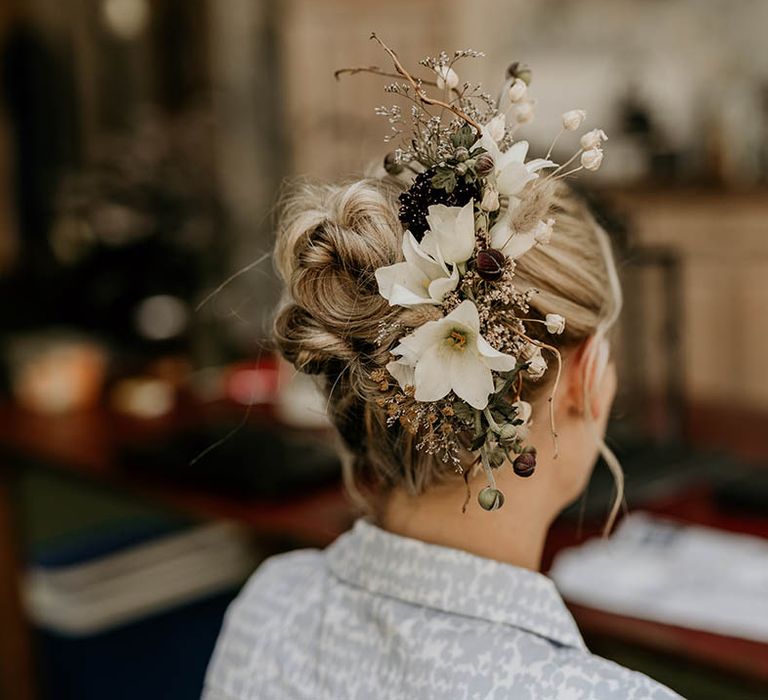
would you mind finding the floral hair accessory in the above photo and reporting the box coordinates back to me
[339,35,607,511]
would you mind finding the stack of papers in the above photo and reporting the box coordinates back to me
[549,512,768,642]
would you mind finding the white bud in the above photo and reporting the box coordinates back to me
[435,65,459,90]
[580,128,608,150]
[562,109,587,131]
[526,347,547,379]
[545,313,566,335]
[581,147,604,171]
[480,187,500,212]
[515,101,535,124]
[533,218,555,245]
[485,113,506,143]
[507,78,527,103]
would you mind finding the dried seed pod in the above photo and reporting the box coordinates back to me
[478,487,505,511]
[474,153,495,176]
[513,451,536,478]
[475,249,506,282]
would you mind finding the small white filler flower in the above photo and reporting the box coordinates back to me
[545,313,566,334]
[580,128,608,150]
[562,109,587,131]
[581,147,604,171]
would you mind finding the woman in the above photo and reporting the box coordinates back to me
[204,46,680,700]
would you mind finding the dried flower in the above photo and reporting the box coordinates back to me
[581,147,604,171]
[562,109,587,131]
[580,128,608,150]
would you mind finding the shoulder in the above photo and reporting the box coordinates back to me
[203,548,327,700]
[554,646,683,699]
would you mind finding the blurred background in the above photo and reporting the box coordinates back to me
[0,1,767,698]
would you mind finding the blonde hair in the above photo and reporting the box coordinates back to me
[273,175,623,526]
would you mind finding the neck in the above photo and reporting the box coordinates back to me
[379,451,563,572]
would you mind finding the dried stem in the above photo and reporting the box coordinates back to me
[507,324,563,459]
[370,33,483,134]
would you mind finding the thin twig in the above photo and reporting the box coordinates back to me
[370,33,483,134]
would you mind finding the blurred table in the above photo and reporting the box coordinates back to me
[1,401,768,699]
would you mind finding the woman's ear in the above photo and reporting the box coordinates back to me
[563,336,612,419]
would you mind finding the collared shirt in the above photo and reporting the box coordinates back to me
[203,518,681,699]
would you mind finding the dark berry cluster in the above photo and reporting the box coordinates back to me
[398,167,480,241]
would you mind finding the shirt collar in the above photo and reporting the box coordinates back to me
[325,517,586,651]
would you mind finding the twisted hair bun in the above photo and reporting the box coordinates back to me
[271,176,621,509]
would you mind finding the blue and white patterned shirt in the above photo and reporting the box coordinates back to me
[204,518,681,699]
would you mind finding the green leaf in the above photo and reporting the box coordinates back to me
[470,433,487,451]
[431,167,457,193]
[451,124,477,149]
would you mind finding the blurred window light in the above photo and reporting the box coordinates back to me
[134,295,189,341]
[101,0,150,40]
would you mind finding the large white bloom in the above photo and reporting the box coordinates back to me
[478,125,555,198]
[375,231,459,307]
[488,215,554,261]
[386,300,516,409]
[421,200,476,265]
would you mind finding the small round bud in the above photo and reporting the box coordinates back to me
[506,62,532,85]
[455,162,468,175]
[478,487,505,511]
[480,188,499,212]
[498,423,519,441]
[581,147,604,171]
[562,109,587,131]
[513,451,537,478]
[383,153,403,175]
[580,128,608,150]
[475,249,506,281]
[454,146,469,162]
[474,153,495,176]
[507,78,527,103]
[515,102,535,125]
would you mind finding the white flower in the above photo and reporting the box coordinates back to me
[562,109,587,131]
[507,78,527,103]
[375,231,459,307]
[515,101,535,124]
[477,135,555,199]
[489,216,554,261]
[545,313,566,334]
[435,65,459,90]
[421,200,476,265]
[485,113,506,143]
[533,218,555,245]
[489,213,536,260]
[580,128,608,150]
[386,300,517,409]
[526,346,548,379]
[480,187,500,212]
[581,147,604,171]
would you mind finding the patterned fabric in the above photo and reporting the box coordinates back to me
[203,518,682,699]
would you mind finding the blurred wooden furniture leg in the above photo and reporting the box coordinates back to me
[0,467,36,700]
